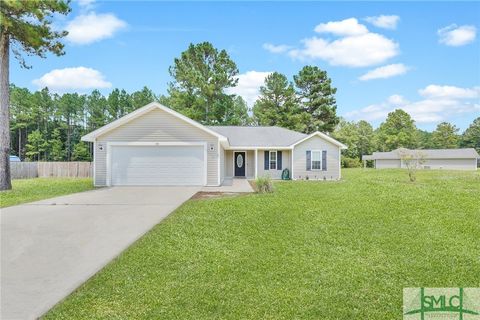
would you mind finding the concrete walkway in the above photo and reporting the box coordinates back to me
[1,186,199,320]
[201,178,254,193]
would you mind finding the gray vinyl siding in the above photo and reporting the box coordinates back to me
[376,159,401,169]
[94,108,219,186]
[376,158,476,170]
[419,159,477,170]
[292,136,340,180]
[225,151,233,177]
[246,151,255,178]
[257,149,291,180]
[220,145,225,184]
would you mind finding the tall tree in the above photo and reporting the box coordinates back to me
[416,129,434,149]
[333,119,359,159]
[253,72,307,131]
[0,0,71,190]
[72,142,91,161]
[460,117,480,153]
[48,128,64,161]
[357,120,375,157]
[167,42,239,124]
[294,65,339,133]
[25,129,47,161]
[131,86,156,110]
[86,90,108,131]
[376,109,418,151]
[223,96,251,125]
[431,122,459,149]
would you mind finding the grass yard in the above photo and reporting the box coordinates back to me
[44,169,479,319]
[0,178,94,208]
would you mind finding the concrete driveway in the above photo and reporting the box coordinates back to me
[1,186,199,320]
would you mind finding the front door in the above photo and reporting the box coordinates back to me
[234,152,246,177]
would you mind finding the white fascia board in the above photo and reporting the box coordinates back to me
[225,146,293,150]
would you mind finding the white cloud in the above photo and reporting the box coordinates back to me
[359,63,409,81]
[66,12,127,45]
[32,67,112,91]
[364,15,400,30]
[289,32,399,67]
[77,0,95,9]
[263,43,292,54]
[438,24,476,46]
[314,18,368,36]
[225,71,272,107]
[419,85,480,99]
[345,85,480,124]
[268,18,400,67]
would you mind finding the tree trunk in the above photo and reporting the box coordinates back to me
[0,31,12,190]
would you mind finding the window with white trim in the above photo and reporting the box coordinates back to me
[269,151,277,170]
[311,150,322,170]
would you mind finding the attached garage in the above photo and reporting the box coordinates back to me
[109,144,206,186]
[82,102,229,187]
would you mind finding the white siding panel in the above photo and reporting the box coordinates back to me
[95,108,219,186]
[292,136,340,180]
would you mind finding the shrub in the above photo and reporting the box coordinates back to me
[342,157,362,168]
[255,175,274,193]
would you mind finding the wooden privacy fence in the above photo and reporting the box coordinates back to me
[11,162,93,179]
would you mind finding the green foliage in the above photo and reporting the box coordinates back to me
[0,178,93,208]
[43,169,480,319]
[254,175,274,193]
[253,72,308,132]
[294,65,339,133]
[333,119,375,160]
[341,157,362,168]
[223,96,251,125]
[356,120,375,156]
[1,0,71,68]
[416,129,434,149]
[376,109,418,151]
[460,117,480,153]
[9,85,161,162]
[431,122,459,149]
[25,130,47,161]
[49,128,64,161]
[72,142,91,161]
[167,42,239,124]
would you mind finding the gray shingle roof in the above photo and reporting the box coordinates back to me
[207,126,307,147]
[364,148,480,160]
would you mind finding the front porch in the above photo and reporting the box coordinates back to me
[201,178,254,193]
[223,149,292,180]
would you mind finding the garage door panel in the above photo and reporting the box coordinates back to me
[111,145,205,186]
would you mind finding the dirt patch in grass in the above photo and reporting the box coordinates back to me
[190,191,242,200]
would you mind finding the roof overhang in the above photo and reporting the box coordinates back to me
[81,102,229,145]
[289,131,348,149]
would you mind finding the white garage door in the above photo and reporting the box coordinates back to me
[110,145,205,186]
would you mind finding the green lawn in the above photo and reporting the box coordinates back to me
[0,178,94,208]
[44,169,479,319]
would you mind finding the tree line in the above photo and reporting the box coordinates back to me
[8,41,480,166]
[333,110,480,167]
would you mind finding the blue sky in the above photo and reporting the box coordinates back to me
[11,1,480,131]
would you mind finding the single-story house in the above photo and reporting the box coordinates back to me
[81,102,347,186]
[362,148,479,170]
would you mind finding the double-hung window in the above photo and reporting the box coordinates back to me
[311,150,322,170]
[269,151,277,170]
